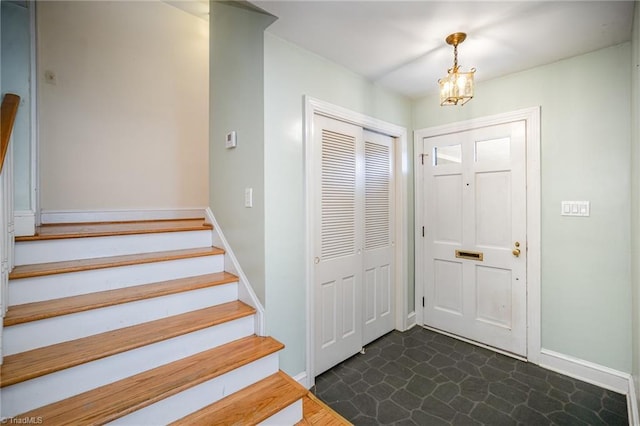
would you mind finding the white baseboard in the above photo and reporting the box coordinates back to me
[40,208,207,224]
[14,210,35,237]
[538,350,639,423]
[538,348,630,395]
[293,371,310,389]
[405,311,417,331]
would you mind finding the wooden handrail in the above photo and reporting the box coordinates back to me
[1,93,21,174]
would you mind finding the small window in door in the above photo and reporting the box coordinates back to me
[433,144,461,166]
[475,137,510,162]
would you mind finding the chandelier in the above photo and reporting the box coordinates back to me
[438,32,476,106]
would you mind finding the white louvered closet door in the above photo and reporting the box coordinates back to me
[313,115,364,375]
[313,115,395,375]
[362,130,395,345]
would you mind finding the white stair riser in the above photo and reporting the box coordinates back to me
[1,317,256,417]
[107,355,280,425]
[9,255,224,305]
[4,283,238,355]
[259,399,304,425]
[14,230,213,266]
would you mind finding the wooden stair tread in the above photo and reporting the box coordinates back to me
[1,301,255,387]
[9,246,224,279]
[297,393,352,425]
[170,371,308,425]
[4,271,239,326]
[17,335,284,425]
[15,218,213,241]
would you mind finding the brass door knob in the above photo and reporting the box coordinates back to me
[512,241,521,257]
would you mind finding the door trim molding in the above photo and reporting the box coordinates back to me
[303,96,409,388]
[414,106,541,363]
[30,1,39,228]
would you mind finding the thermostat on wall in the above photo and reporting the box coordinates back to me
[226,131,237,149]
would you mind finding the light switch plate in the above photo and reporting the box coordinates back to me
[561,201,590,217]
[244,188,253,208]
[226,131,237,149]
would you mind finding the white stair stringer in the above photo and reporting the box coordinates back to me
[206,208,266,336]
[9,254,225,305]
[4,283,238,355]
[1,316,256,417]
[14,230,213,265]
[108,354,280,425]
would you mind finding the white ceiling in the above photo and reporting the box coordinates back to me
[165,0,210,21]
[252,1,635,99]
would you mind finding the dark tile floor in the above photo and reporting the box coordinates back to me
[313,327,628,425]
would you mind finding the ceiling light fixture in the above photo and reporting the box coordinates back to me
[438,32,476,106]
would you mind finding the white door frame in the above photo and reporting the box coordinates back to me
[414,107,541,364]
[304,96,409,387]
[30,1,39,228]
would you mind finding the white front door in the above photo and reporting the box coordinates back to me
[313,115,395,375]
[421,121,527,356]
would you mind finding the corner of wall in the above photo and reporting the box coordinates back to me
[631,0,640,416]
[629,375,639,426]
[209,1,276,305]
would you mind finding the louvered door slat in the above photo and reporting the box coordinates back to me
[365,141,391,250]
[321,129,357,260]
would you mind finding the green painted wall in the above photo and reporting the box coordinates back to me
[1,2,31,211]
[209,2,275,303]
[212,3,634,377]
[413,43,632,372]
[264,33,412,375]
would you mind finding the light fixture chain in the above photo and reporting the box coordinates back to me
[453,43,458,72]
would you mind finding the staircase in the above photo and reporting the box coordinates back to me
[0,218,347,425]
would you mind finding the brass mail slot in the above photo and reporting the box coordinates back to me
[455,250,484,261]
